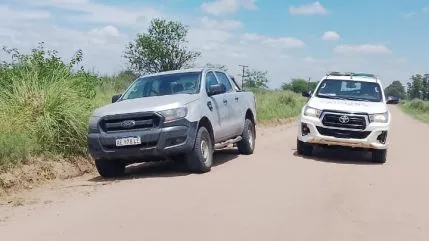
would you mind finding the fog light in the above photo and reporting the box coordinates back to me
[377,131,388,144]
[301,123,310,136]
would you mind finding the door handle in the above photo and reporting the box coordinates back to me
[235,97,239,101]
[223,99,228,104]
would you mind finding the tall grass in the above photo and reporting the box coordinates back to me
[0,44,99,167]
[400,99,429,123]
[250,88,307,122]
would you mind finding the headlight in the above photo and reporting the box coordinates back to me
[303,106,322,118]
[369,112,389,123]
[158,107,188,122]
[88,116,100,133]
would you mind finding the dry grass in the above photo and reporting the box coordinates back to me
[0,156,94,198]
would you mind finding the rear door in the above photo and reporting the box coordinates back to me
[214,71,243,137]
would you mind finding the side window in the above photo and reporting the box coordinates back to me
[215,71,233,92]
[205,71,219,92]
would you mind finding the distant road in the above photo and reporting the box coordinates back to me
[1,106,429,241]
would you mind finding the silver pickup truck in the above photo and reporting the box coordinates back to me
[87,67,257,177]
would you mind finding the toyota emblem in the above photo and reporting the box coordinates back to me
[338,115,350,124]
[121,120,136,128]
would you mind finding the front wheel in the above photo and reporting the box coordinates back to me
[297,139,313,156]
[185,126,213,173]
[95,159,126,178]
[237,119,256,155]
[372,149,387,163]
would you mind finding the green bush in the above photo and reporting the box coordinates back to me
[0,43,97,166]
[400,99,429,123]
[253,89,306,122]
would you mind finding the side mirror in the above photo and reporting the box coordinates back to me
[112,94,121,103]
[302,91,312,98]
[208,83,226,96]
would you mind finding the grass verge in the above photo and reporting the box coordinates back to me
[399,100,429,123]
[251,88,306,124]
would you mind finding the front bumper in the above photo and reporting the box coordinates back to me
[297,115,389,150]
[87,119,198,162]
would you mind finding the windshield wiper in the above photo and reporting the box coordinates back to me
[343,97,372,102]
[317,94,348,100]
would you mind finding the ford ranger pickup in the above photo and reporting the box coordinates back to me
[87,68,257,177]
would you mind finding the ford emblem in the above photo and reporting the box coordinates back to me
[121,120,136,128]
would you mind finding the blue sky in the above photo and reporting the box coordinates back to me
[0,0,428,88]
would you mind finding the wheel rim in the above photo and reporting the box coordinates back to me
[200,138,211,165]
[248,124,254,149]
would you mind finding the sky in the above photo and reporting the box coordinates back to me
[0,0,428,89]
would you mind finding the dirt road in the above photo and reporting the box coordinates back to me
[1,106,429,241]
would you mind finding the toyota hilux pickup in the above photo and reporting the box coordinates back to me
[297,72,391,163]
[87,67,257,177]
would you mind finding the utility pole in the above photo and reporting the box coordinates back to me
[308,77,311,92]
[238,65,248,89]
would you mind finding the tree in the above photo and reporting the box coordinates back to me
[281,79,318,93]
[124,18,201,74]
[384,80,406,99]
[407,74,425,99]
[205,63,228,71]
[243,69,269,89]
[423,74,429,100]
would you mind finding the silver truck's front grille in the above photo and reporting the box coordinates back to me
[99,112,161,132]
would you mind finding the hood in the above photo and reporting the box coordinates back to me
[92,94,200,117]
[307,97,387,114]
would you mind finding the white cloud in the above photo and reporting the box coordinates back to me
[89,25,120,38]
[201,0,257,16]
[0,4,51,21]
[423,7,429,13]
[263,37,305,49]
[200,16,242,30]
[241,33,305,48]
[289,1,328,16]
[334,44,392,55]
[29,0,162,26]
[322,31,340,41]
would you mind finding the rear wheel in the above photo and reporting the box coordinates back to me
[185,126,213,173]
[95,159,126,178]
[297,139,313,156]
[237,119,256,155]
[372,149,387,163]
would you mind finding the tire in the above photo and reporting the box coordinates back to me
[185,126,213,173]
[95,159,126,178]
[237,118,256,155]
[297,139,313,156]
[372,149,387,163]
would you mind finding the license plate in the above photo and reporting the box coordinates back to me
[115,136,141,147]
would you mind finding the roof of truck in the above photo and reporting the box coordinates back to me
[322,72,382,83]
[141,67,227,78]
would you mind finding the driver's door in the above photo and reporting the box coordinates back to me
[205,71,233,141]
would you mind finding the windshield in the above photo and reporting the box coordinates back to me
[120,72,201,100]
[315,79,383,102]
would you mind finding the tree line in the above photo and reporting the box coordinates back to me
[383,75,429,100]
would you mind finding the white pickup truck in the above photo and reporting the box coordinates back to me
[297,72,391,163]
[87,68,257,177]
